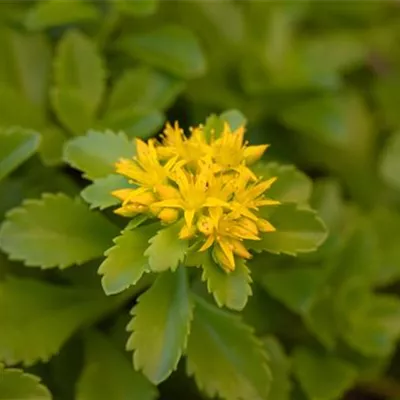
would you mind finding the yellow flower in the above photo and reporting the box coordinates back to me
[210,123,268,179]
[115,138,177,188]
[112,120,279,272]
[197,208,258,271]
[152,162,228,233]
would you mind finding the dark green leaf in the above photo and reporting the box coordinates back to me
[76,332,157,400]
[186,296,271,400]
[263,336,291,400]
[0,127,40,181]
[0,27,51,107]
[0,277,111,365]
[0,193,118,269]
[25,0,100,30]
[254,162,312,205]
[114,0,159,16]
[293,347,357,400]
[380,131,400,190]
[127,268,193,384]
[260,267,325,314]
[99,108,164,139]
[118,25,206,79]
[52,30,105,132]
[107,66,184,112]
[251,204,327,255]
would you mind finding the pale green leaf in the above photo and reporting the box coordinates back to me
[99,108,164,139]
[0,27,51,107]
[107,66,184,112]
[114,0,159,16]
[0,127,40,181]
[251,204,327,255]
[253,162,312,205]
[145,223,188,272]
[186,296,271,400]
[263,336,291,400]
[118,25,206,79]
[99,224,157,295]
[260,267,325,314]
[76,332,157,400]
[127,268,193,384]
[81,174,130,210]
[380,132,400,190]
[0,193,118,269]
[0,364,51,399]
[63,130,135,180]
[220,109,247,131]
[0,277,111,365]
[201,253,252,311]
[293,347,357,400]
[25,0,100,30]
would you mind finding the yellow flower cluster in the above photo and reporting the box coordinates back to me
[112,121,279,272]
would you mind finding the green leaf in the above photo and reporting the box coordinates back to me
[380,132,400,190]
[0,127,40,181]
[254,162,312,205]
[0,276,111,365]
[260,267,325,315]
[338,282,400,357]
[51,88,93,135]
[25,0,100,30]
[220,109,247,131]
[114,0,159,16]
[38,126,67,166]
[99,108,164,139]
[107,67,184,112]
[372,209,400,286]
[63,130,135,180]
[145,223,188,272]
[118,25,206,79]
[77,332,157,400]
[52,30,105,131]
[293,347,357,400]
[98,224,157,295]
[280,94,372,154]
[0,364,51,399]
[0,28,51,107]
[251,204,327,255]
[81,174,130,210]
[127,268,193,384]
[0,193,118,269]
[263,337,291,400]
[0,85,45,128]
[374,74,400,129]
[186,296,271,400]
[201,253,252,311]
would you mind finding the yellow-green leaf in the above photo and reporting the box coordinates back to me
[127,268,193,384]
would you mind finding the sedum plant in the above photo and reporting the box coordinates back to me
[2,1,400,400]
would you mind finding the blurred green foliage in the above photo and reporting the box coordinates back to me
[1,1,400,399]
